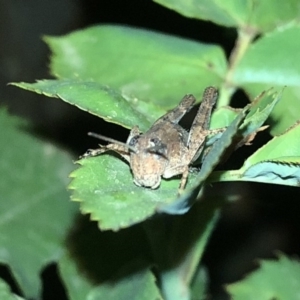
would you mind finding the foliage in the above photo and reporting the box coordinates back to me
[1,0,300,299]
[0,109,77,298]
[226,255,300,299]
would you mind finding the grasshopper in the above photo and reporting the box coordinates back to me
[82,86,224,193]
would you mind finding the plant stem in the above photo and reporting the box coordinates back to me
[143,197,224,300]
[218,27,257,108]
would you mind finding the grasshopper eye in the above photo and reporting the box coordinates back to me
[147,138,167,158]
[128,135,140,147]
[150,137,160,147]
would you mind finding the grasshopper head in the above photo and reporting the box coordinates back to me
[128,135,168,189]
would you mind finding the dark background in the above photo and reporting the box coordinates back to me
[1,1,299,299]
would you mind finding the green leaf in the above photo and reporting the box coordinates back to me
[46,25,226,108]
[243,159,300,186]
[13,79,152,131]
[0,278,24,300]
[226,255,300,299]
[240,121,300,186]
[209,88,280,141]
[233,24,300,134]
[210,88,280,145]
[234,25,300,86]
[0,109,77,298]
[237,88,281,141]
[246,85,299,136]
[153,0,299,32]
[58,253,93,300]
[242,122,300,167]
[69,154,199,231]
[87,260,162,300]
[210,121,300,186]
[14,24,227,131]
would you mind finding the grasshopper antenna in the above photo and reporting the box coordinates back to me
[88,132,136,152]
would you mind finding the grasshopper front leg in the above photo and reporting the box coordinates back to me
[80,143,131,162]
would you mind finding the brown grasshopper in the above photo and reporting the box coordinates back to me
[82,86,224,194]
